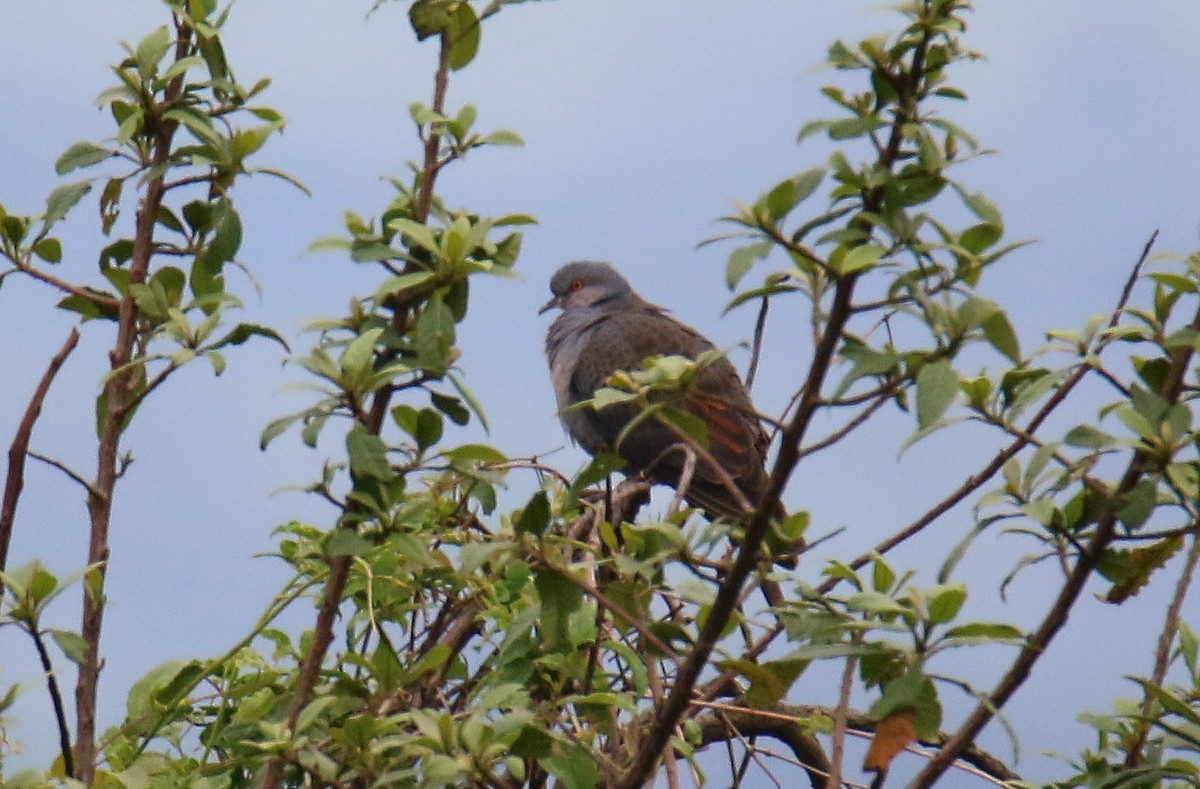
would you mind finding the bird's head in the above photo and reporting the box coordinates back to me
[539,260,634,314]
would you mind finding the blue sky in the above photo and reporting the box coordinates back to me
[3,0,1200,781]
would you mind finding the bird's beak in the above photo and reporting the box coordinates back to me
[538,295,560,315]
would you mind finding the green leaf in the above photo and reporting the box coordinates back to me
[127,660,188,720]
[443,442,506,468]
[959,222,1002,254]
[534,569,583,649]
[43,181,92,230]
[346,424,392,482]
[516,490,551,536]
[340,327,384,381]
[942,622,1023,640]
[33,237,63,263]
[759,168,824,222]
[833,243,885,275]
[916,360,958,429]
[326,528,372,558]
[982,311,1021,363]
[409,0,455,40]
[211,322,290,352]
[541,740,599,789]
[847,591,908,617]
[719,657,807,708]
[724,241,772,290]
[483,129,524,146]
[416,296,456,374]
[295,696,339,734]
[446,2,481,70]
[868,667,942,742]
[416,408,445,449]
[430,391,470,425]
[134,25,172,79]
[958,189,1002,225]
[1063,424,1117,450]
[55,141,113,175]
[927,583,967,624]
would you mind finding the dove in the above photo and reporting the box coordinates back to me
[541,260,783,522]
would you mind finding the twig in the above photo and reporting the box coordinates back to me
[828,648,859,788]
[0,327,80,586]
[689,700,1020,786]
[664,444,698,517]
[27,451,101,499]
[745,294,770,391]
[798,390,892,461]
[12,264,120,309]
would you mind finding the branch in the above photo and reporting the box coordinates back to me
[74,17,193,781]
[817,230,1159,598]
[689,701,1020,788]
[1124,528,1200,767]
[11,264,121,309]
[0,327,80,588]
[906,296,1200,788]
[30,625,75,777]
[744,294,770,391]
[827,646,859,789]
[26,451,102,499]
[260,34,455,789]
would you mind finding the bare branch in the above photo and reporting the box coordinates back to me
[1,327,80,587]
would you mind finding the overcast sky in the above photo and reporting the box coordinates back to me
[3,0,1200,781]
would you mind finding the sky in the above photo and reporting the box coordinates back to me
[3,0,1200,782]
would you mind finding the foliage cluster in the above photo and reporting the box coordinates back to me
[3,1,1200,788]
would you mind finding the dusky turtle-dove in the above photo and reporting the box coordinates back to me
[540,260,783,522]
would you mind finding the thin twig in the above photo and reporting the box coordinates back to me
[27,451,101,499]
[827,648,859,789]
[745,294,770,391]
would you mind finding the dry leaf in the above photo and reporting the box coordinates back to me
[864,708,917,773]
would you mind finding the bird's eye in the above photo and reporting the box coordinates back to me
[569,278,584,292]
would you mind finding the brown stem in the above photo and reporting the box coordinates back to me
[827,648,859,788]
[72,19,192,783]
[0,327,80,587]
[612,19,941,784]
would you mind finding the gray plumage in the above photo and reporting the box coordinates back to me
[540,260,780,521]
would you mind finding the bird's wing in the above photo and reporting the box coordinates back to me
[573,305,773,515]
